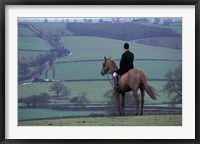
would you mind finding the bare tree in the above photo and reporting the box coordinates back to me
[162,64,182,103]
[50,82,66,97]
[61,87,71,99]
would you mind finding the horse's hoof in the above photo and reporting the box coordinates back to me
[140,113,143,116]
[135,113,139,116]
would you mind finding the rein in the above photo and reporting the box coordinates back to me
[106,73,112,85]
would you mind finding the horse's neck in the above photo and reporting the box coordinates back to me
[108,61,118,73]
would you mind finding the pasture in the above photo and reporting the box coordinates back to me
[18,37,52,58]
[18,37,52,50]
[31,22,74,36]
[159,25,182,35]
[19,115,182,126]
[18,108,105,121]
[18,81,170,104]
[41,60,181,80]
[18,25,37,36]
[57,36,182,62]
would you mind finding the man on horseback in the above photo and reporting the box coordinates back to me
[113,42,134,89]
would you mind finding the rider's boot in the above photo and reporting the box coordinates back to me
[113,76,119,89]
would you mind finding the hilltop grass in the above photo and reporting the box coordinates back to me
[18,115,182,126]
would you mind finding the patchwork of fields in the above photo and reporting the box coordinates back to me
[18,22,182,123]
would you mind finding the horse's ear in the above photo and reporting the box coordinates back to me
[108,56,111,59]
[104,56,107,61]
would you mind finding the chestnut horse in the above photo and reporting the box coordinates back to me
[101,57,157,116]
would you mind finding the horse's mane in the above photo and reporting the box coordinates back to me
[108,59,118,69]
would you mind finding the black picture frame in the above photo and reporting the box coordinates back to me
[1,0,199,143]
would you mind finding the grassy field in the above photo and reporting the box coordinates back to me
[57,36,182,62]
[159,25,182,35]
[18,36,53,58]
[18,81,170,104]
[18,115,182,126]
[31,22,74,36]
[18,37,53,50]
[18,108,105,121]
[18,36,181,104]
[41,60,181,80]
[18,25,37,36]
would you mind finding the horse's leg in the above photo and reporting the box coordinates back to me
[114,90,121,116]
[140,86,145,116]
[121,92,125,116]
[133,91,139,116]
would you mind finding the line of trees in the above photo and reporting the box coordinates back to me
[18,93,50,108]
[18,24,70,83]
[65,22,179,41]
[19,82,90,108]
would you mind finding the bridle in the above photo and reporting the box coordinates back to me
[102,61,113,85]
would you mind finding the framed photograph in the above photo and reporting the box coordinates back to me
[1,0,199,143]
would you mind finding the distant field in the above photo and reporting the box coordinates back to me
[57,36,182,62]
[18,25,37,36]
[59,36,124,61]
[31,22,74,36]
[18,37,53,50]
[159,25,182,35]
[19,115,182,126]
[18,81,170,104]
[18,35,181,104]
[41,60,181,80]
[18,36,53,58]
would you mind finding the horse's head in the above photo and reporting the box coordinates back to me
[101,56,110,76]
[101,56,118,76]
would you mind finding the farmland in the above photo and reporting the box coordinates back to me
[57,36,181,62]
[40,60,181,80]
[18,37,52,50]
[18,19,182,125]
[18,81,170,104]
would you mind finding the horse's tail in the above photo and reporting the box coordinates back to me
[140,71,157,100]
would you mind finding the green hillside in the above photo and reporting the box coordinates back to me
[19,81,169,104]
[18,37,53,50]
[42,60,181,80]
[18,36,182,104]
[31,22,74,36]
[159,25,182,35]
[18,25,37,36]
[57,36,182,62]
